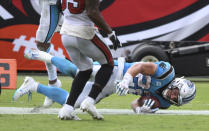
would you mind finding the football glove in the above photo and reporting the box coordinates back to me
[136,99,159,114]
[115,73,133,96]
[115,80,129,96]
[108,31,121,50]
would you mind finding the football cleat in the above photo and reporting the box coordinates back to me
[43,79,62,108]
[80,97,104,120]
[24,49,52,63]
[13,77,38,101]
[58,104,81,120]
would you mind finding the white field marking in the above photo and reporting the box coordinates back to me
[1,107,209,115]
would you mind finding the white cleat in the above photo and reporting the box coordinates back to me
[24,49,52,63]
[43,79,62,108]
[13,77,38,101]
[58,104,81,120]
[43,97,53,108]
[80,97,104,120]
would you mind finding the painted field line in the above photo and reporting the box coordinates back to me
[1,107,209,115]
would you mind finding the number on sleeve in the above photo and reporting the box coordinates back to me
[137,74,151,89]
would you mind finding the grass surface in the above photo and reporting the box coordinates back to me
[1,115,209,131]
[1,74,209,131]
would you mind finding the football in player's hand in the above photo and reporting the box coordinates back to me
[137,95,160,109]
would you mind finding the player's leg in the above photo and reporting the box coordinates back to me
[58,35,94,119]
[25,49,78,77]
[13,76,67,105]
[36,1,60,48]
[13,76,80,120]
[78,34,114,119]
[36,1,61,107]
[61,36,93,109]
[95,66,119,103]
[74,81,93,108]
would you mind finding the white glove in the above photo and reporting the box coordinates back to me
[58,104,80,120]
[135,99,159,114]
[116,73,133,96]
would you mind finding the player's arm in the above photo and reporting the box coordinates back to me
[85,0,121,50]
[116,62,157,96]
[85,0,112,34]
[127,62,157,77]
[131,99,139,113]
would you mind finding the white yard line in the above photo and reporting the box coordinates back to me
[1,107,209,115]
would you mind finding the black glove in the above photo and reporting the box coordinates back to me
[108,31,121,50]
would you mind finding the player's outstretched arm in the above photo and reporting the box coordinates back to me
[85,0,121,50]
[127,62,157,77]
[85,0,112,34]
[116,62,157,96]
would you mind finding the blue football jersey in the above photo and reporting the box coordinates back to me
[123,61,175,109]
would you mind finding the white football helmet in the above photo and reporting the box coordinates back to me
[162,77,196,106]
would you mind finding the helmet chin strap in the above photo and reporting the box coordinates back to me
[162,88,169,99]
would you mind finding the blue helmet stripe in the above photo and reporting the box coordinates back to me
[182,89,196,103]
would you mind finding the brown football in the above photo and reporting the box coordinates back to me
[137,95,161,109]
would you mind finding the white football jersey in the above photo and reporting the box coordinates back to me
[62,0,94,26]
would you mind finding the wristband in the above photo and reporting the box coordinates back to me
[123,73,133,84]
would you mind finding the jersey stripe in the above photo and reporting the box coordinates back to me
[157,66,174,79]
[44,5,60,43]
[91,35,113,63]
[182,89,196,103]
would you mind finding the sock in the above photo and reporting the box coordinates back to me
[89,64,113,99]
[51,57,77,78]
[45,62,57,81]
[37,84,68,105]
[88,84,103,99]
[66,69,92,106]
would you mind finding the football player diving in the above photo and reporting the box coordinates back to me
[13,49,196,120]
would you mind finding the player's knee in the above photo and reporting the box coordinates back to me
[36,41,50,52]
[78,69,93,78]
[94,64,113,87]
[107,61,114,67]
[101,63,114,72]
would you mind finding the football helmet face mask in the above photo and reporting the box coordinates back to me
[162,77,196,106]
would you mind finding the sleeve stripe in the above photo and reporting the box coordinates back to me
[157,66,174,79]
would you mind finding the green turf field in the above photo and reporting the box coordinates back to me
[0,75,209,131]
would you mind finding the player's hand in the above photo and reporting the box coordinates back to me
[136,99,159,113]
[115,80,129,96]
[115,73,133,96]
[108,31,121,50]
